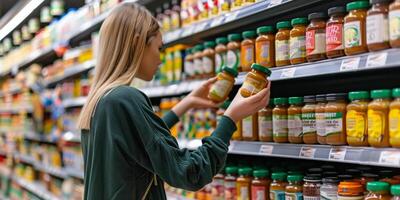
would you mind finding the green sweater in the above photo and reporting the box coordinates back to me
[81,86,236,200]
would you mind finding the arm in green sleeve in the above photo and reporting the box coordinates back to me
[162,111,180,129]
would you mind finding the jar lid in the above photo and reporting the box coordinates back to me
[323,177,340,183]
[228,33,242,42]
[379,170,394,178]
[276,21,292,29]
[323,171,339,177]
[316,94,327,102]
[254,169,269,178]
[304,95,316,103]
[291,17,308,26]
[239,167,253,176]
[362,173,379,179]
[272,172,287,181]
[348,91,370,100]
[304,175,322,182]
[370,0,392,5]
[274,97,288,105]
[251,63,272,76]
[219,100,231,109]
[289,97,304,105]
[392,185,400,196]
[215,37,228,45]
[185,48,192,54]
[338,174,354,181]
[326,93,347,101]
[194,44,204,52]
[338,181,363,194]
[242,30,257,39]
[222,66,239,77]
[393,88,400,98]
[328,6,346,16]
[225,166,238,174]
[367,181,390,192]
[346,1,370,12]
[257,26,274,34]
[204,41,216,48]
[308,12,327,21]
[288,175,304,182]
[371,89,392,99]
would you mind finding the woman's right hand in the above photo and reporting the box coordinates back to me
[224,82,271,123]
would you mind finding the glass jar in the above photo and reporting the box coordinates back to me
[203,41,216,78]
[237,167,253,200]
[321,177,339,200]
[273,98,289,143]
[326,6,346,59]
[368,89,392,147]
[240,63,271,97]
[252,169,271,200]
[389,0,400,48]
[325,93,348,145]
[208,67,238,103]
[367,0,391,51]
[227,33,242,72]
[361,173,380,192]
[242,114,259,141]
[184,48,194,79]
[303,176,322,200]
[302,95,317,144]
[259,102,273,142]
[225,166,238,200]
[285,175,304,200]
[338,181,364,200]
[390,88,400,147]
[306,12,327,62]
[365,181,391,200]
[270,172,288,200]
[288,97,304,144]
[215,37,229,74]
[346,91,370,146]
[392,185,400,200]
[193,44,205,78]
[344,1,370,56]
[232,120,243,140]
[256,26,275,68]
[212,173,225,199]
[275,21,292,67]
[290,18,308,65]
[316,94,327,144]
[241,31,257,72]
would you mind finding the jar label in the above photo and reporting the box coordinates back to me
[304,196,320,200]
[270,189,285,200]
[273,114,288,138]
[212,179,225,199]
[241,76,264,95]
[276,40,289,62]
[325,112,343,137]
[344,21,361,48]
[251,185,266,200]
[346,110,367,141]
[194,58,203,75]
[242,45,255,70]
[203,56,214,74]
[389,10,400,41]
[367,14,389,44]
[227,49,240,71]
[316,112,326,137]
[215,52,226,73]
[171,12,180,29]
[302,113,316,135]
[285,192,303,200]
[220,1,230,12]
[256,40,271,66]
[326,24,344,51]
[239,185,250,200]
[368,110,385,142]
[290,36,306,59]
[162,17,171,32]
[320,187,338,200]
[184,60,194,76]
[306,30,326,55]
[225,181,237,199]
[259,114,272,138]
[242,115,254,138]
[210,79,232,99]
[288,114,303,137]
[389,108,400,139]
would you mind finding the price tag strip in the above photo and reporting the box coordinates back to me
[379,151,400,166]
[181,26,194,37]
[340,57,361,71]
[193,22,208,33]
[224,11,240,23]
[329,147,347,160]
[366,52,388,68]
[280,67,296,78]
[269,0,283,7]
[259,144,274,155]
[210,16,225,27]
[299,146,316,158]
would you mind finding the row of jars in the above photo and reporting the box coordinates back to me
[216,88,400,148]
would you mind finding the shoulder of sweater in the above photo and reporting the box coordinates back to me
[100,85,148,107]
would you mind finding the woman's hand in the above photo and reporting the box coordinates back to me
[224,82,271,122]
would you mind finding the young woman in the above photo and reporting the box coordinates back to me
[78,2,271,200]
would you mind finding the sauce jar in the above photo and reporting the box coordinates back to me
[259,102,273,142]
[225,166,239,200]
[241,31,257,72]
[316,94,327,144]
[392,185,400,200]
[290,18,308,65]
[346,91,370,146]
[233,120,243,141]
[344,1,370,56]
[270,172,288,200]
[251,169,271,200]
[184,48,195,80]
[237,167,253,200]
[285,175,304,200]
[321,177,339,200]
[326,6,346,59]
[273,98,289,143]
[208,67,238,103]
[368,89,392,147]
[240,63,271,97]
[365,182,391,200]
[367,0,391,51]
[389,88,400,148]
[380,170,400,185]
[389,0,400,48]
[302,95,317,144]
[303,175,322,200]
[215,37,229,74]
[325,93,348,145]
[193,44,205,78]
[275,21,291,67]
[256,26,275,68]
[306,12,327,62]
[361,173,380,192]
[288,97,304,144]
[338,181,364,200]
[203,41,216,78]
[242,113,259,141]
[227,33,242,72]
[212,173,225,199]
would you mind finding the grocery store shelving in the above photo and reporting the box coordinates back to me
[0,87,22,98]
[12,176,61,200]
[62,131,81,143]
[0,106,33,114]
[62,96,88,108]
[44,60,96,87]
[65,167,84,180]
[24,133,59,145]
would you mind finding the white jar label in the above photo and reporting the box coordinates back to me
[344,21,362,48]
[242,115,253,137]
[367,14,389,44]
[389,10,400,40]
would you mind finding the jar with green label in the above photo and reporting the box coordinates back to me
[302,95,317,144]
[365,181,391,200]
[273,98,289,143]
[325,93,348,145]
[368,89,392,147]
[390,88,400,148]
[259,102,273,142]
[227,33,242,71]
[285,175,304,200]
[344,1,370,56]
[215,37,229,74]
[347,91,370,147]
[270,172,288,200]
[275,21,292,67]
[290,18,308,65]
[288,97,304,144]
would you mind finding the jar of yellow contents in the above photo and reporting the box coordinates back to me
[346,91,370,147]
[208,66,238,103]
[240,63,271,97]
[389,88,400,148]
[368,89,392,147]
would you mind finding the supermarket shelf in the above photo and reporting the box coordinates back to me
[65,167,84,180]
[14,153,68,179]
[12,176,61,200]
[140,80,204,98]
[24,133,59,145]
[14,47,57,72]
[0,106,33,114]
[44,60,96,87]
[62,131,81,143]
[177,139,400,168]
[0,87,22,98]
[62,96,88,108]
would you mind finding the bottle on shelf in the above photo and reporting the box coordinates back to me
[389,88,400,147]
[316,94,327,144]
[258,102,273,142]
[290,17,308,65]
[306,12,328,62]
[242,113,259,141]
[365,181,392,200]
[344,1,369,56]
[270,172,288,200]
[273,97,289,143]
[325,93,347,146]
[171,0,182,30]
[392,185,400,200]
[226,33,242,72]
[326,6,346,59]
[346,91,370,147]
[389,0,400,48]
[285,174,304,200]
[202,41,216,78]
[256,26,275,68]
[367,0,391,52]
[338,180,364,200]
[215,37,229,74]
[251,169,271,200]
[225,166,239,199]
[302,95,317,144]
[275,21,291,67]
[236,167,253,199]
[241,31,257,72]
[163,3,172,33]
[288,97,304,144]
[368,89,391,147]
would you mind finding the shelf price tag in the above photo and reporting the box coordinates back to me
[366,52,388,68]
[280,67,296,78]
[193,22,208,33]
[329,147,347,160]
[269,0,283,7]
[299,146,316,158]
[210,16,225,27]
[340,57,361,71]
[225,11,240,23]
[379,151,400,166]
[181,26,194,37]
[259,144,274,155]
[228,142,235,152]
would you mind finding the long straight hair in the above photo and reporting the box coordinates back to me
[78,3,160,130]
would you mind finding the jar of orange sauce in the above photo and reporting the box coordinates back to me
[344,1,370,56]
[241,31,257,72]
[256,26,275,68]
[275,21,291,67]
[273,98,289,143]
[240,63,271,97]
[290,18,308,65]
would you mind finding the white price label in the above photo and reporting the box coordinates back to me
[280,67,296,78]
[210,16,225,27]
[181,27,194,37]
[194,22,208,33]
[166,84,179,95]
[225,11,240,23]
[379,151,400,166]
[178,82,188,93]
[340,57,361,71]
[228,142,235,152]
[299,146,316,158]
[366,52,388,68]
[269,0,283,7]
[171,29,182,41]
[259,144,274,155]
[329,147,347,160]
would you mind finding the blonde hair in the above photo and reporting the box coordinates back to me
[78,2,160,130]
